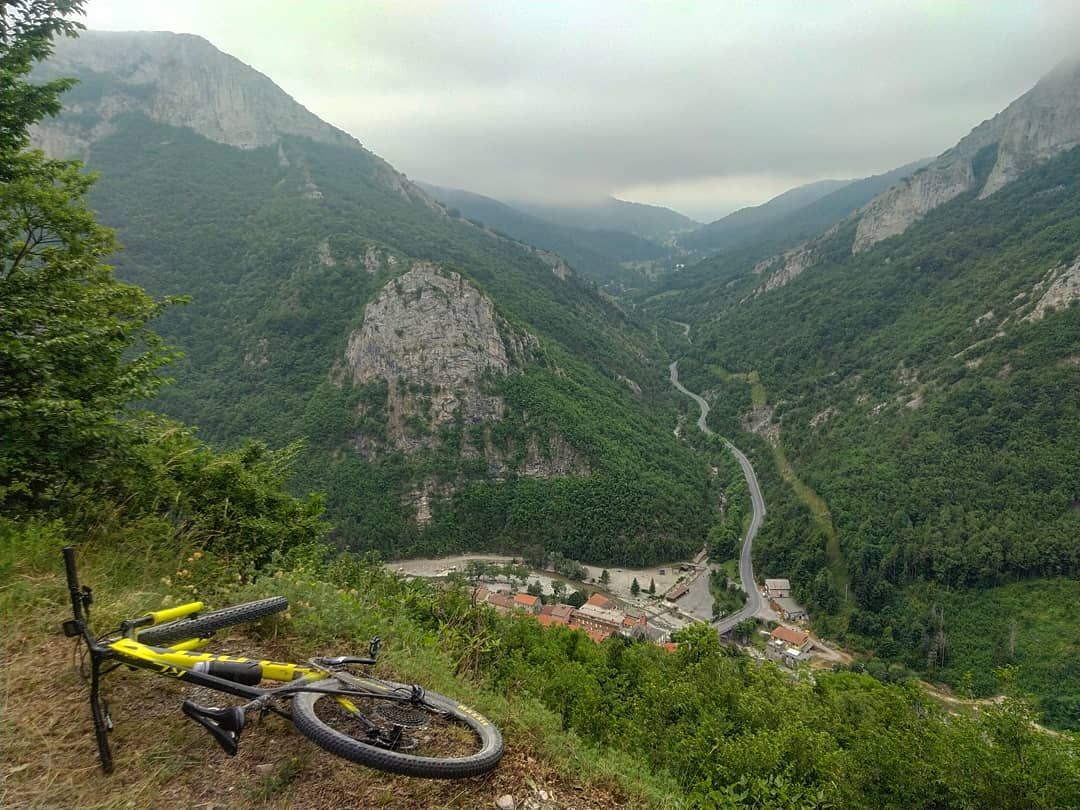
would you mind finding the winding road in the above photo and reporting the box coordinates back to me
[669,361,768,634]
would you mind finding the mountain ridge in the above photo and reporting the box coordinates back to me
[31,30,716,566]
[853,57,1080,252]
[679,177,851,252]
[31,30,438,211]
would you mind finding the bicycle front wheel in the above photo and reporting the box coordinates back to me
[291,678,504,778]
[137,597,288,646]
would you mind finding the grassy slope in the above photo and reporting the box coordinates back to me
[0,531,681,809]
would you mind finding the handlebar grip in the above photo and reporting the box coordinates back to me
[63,545,79,592]
[146,602,205,626]
[62,545,86,625]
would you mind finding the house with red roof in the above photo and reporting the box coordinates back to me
[513,592,541,614]
[769,626,811,651]
[539,603,576,626]
[486,592,515,613]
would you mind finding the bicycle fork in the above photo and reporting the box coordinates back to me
[88,652,114,774]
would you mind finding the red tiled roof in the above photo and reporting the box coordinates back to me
[770,626,809,646]
[514,593,539,607]
[662,642,678,653]
[537,614,567,627]
[585,593,614,609]
[586,629,611,644]
[488,593,514,609]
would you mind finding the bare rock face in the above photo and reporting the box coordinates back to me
[344,263,533,453]
[1022,255,1080,323]
[527,247,571,280]
[854,59,1080,253]
[346,264,588,522]
[760,243,817,293]
[852,159,974,252]
[31,31,439,208]
[741,403,779,444]
[36,31,357,153]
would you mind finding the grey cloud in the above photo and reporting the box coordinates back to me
[85,0,1080,219]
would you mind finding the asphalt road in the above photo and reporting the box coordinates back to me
[669,361,768,634]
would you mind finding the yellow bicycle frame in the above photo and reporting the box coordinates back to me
[109,636,319,683]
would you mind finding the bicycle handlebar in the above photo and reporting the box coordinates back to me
[62,544,94,641]
[63,545,80,611]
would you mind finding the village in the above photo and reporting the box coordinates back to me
[392,554,826,672]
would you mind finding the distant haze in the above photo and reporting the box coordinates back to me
[83,0,1080,221]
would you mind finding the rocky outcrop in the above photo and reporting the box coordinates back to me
[528,248,571,280]
[853,59,1080,253]
[36,31,357,152]
[344,264,532,454]
[1021,255,1080,323]
[852,160,974,252]
[344,263,589,522]
[760,243,817,293]
[742,404,779,444]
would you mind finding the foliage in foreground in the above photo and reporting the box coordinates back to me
[5,525,1078,810]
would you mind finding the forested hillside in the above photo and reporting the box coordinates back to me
[31,33,715,566]
[5,8,1080,809]
[648,133,1080,725]
[420,183,666,287]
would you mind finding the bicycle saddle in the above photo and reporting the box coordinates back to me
[182,700,245,756]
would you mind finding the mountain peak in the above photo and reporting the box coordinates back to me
[33,29,360,155]
[853,56,1080,252]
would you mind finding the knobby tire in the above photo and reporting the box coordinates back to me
[291,678,504,778]
[136,597,288,646]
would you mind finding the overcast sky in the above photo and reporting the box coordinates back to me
[83,1,1080,222]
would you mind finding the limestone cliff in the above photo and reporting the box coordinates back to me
[853,59,1080,253]
[343,263,591,521]
[344,263,531,452]
[31,30,435,207]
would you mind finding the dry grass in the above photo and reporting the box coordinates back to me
[1,620,632,810]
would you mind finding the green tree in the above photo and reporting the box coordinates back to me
[0,0,180,508]
[648,577,656,595]
[0,0,86,170]
[734,617,757,642]
[631,577,640,596]
[599,569,610,587]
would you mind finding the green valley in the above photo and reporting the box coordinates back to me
[646,113,1080,725]
[4,4,1080,807]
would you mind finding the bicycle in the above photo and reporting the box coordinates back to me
[59,546,504,779]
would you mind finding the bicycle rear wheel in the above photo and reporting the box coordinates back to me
[291,677,503,778]
[137,597,288,646]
